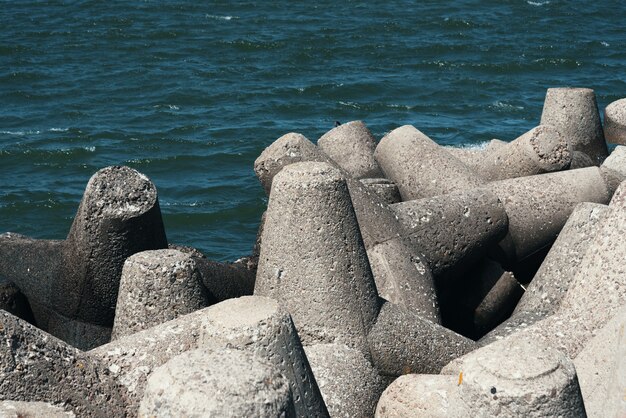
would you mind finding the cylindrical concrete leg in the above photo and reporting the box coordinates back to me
[470,125,571,181]
[360,178,402,204]
[318,120,383,179]
[254,162,380,352]
[199,296,329,417]
[305,343,385,418]
[600,145,626,194]
[443,337,587,417]
[374,125,483,200]
[138,348,296,418]
[375,374,457,418]
[61,166,168,330]
[540,87,608,165]
[604,98,626,145]
[487,166,610,265]
[472,271,524,338]
[390,188,509,281]
[112,249,209,339]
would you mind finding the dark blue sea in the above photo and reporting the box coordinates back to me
[1,1,625,261]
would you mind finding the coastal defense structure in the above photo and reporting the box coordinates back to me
[0,88,623,416]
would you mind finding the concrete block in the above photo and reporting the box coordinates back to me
[360,178,401,204]
[470,125,572,181]
[0,311,129,417]
[138,348,296,418]
[0,401,75,418]
[487,166,610,265]
[472,269,523,338]
[318,120,383,179]
[111,249,209,339]
[375,374,456,418]
[254,162,380,351]
[540,87,608,165]
[444,139,508,171]
[600,145,626,194]
[604,97,626,145]
[390,188,508,281]
[442,337,587,417]
[0,166,168,349]
[374,125,483,200]
[199,296,329,417]
[574,305,626,418]
[367,301,477,378]
[305,343,385,418]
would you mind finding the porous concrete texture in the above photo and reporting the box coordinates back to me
[253,132,440,323]
[305,343,385,418]
[604,97,626,145]
[442,337,587,417]
[367,301,477,378]
[608,313,626,418]
[0,166,168,349]
[318,120,383,179]
[487,166,610,265]
[374,125,483,200]
[0,311,129,417]
[199,296,329,417]
[600,145,626,194]
[390,188,508,281]
[138,348,296,418]
[112,249,209,340]
[0,401,75,418]
[470,125,572,181]
[254,162,380,350]
[540,87,608,165]
[574,305,626,418]
[375,374,457,418]
[513,202,609,319]
[360,177,402,204]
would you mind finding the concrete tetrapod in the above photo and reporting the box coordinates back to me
[0,166,168,349]
[254,162,380,351]
[111,249,209,339]
[0,311,129,417]
[305,343,386,418]
[487,166,611,266]
[138,348,296,418]
[0,401,75,418]
[481,181,626,356]
[600,145,626,194]
[604,98,626,145]
[390,188,509,282]
[467,125,572,181]
[360,178,402,204]
[254,133,440,322]
[444,139,507,171]
[318,120,384,179]
[540,87,608,165]
[374,125,483,200]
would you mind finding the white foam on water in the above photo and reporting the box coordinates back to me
[601,41,610,47]
[0,130,41,136]
[49,127,69,132]
[205,14,237,21]
[527,1,550,6]
[339,101,361,109]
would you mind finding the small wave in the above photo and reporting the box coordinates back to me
[601,41,610,47]
[490,101,524,111]
[0,130,41,136]
[527,1,550,5]
[49,128,69,132]
[205,14,237,21]
[339,101,361,109]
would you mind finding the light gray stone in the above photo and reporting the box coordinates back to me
[375,374,456,418]
[604,97,626,145]
[254,162,380,351]
[305,343,385,418]
[540,87,608,165]
[374,125,483,200]
[360,178,401,204]
[112,249,209,339]
[0,401,75,418]
[600,145,626,194]
[318,120,383,179]
[138,348,296,418]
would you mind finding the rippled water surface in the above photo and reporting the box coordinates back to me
[1,1,625,260]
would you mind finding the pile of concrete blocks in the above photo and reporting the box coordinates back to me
[0,87,623,417]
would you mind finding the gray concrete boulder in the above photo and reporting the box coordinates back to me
[138,348,296,418]
[0,401,75,418]
[111,249,209,339]
[374,125,483,200]
[487,166,611,265]
[254,162,381,351]
[600,145,626,194]
[0,166,168,349]
[0,310,129,417]
[540,87,608,165]
[360,178,401,204]
[367,301,477,378]
[468,125,572,181]
[305,343,385,418]
[375,374,455,418]
[604,97,626,145]
[318,120,384,179]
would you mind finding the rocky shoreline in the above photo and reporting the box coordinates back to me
[0,87,624,417]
